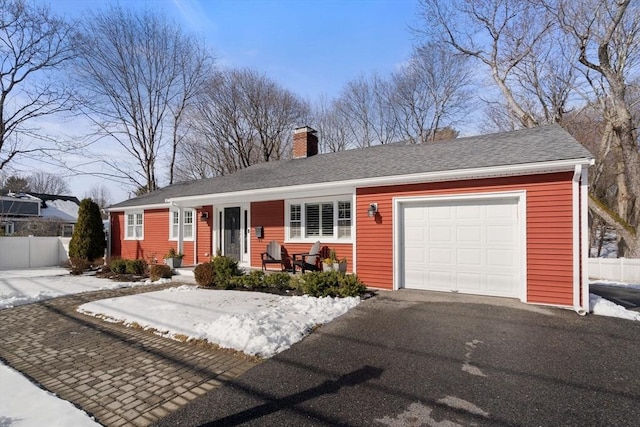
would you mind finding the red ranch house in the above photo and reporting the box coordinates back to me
[108,125,593,311]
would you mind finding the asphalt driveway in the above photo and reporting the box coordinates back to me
[155,290,640,427]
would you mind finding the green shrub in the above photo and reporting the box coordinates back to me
[293,271,366,298]
[194,262,216,288]
[236,270,265,289]
[149,264,172,281]
[335,274,367,297]
[211,256,243,289]
[69,198,106,261]
[109,258,127,274]
[126,259,147,275]
[264,272,292,290]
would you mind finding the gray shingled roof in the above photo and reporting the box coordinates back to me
[110,124,592,209]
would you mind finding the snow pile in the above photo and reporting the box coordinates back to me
[78,287,361,358]
[0,362,101,427]
[590,293,640,321]
[0,267,166,310]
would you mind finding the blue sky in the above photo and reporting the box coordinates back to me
[52,0,420,102]
[1,0,426,204]
[33,0,422,201]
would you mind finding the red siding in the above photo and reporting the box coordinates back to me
[356,172,576,306]
[110,212,123,259]
[250,200,354,272]
[110,208,209,266]
[251,201,285,268]
[196,206,213,263]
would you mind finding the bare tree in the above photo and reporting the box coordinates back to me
[551,0,640,256]
[75,6,213,193]
[176,68,309,180]
[417,0,554,129]
[27,171,70,194]
[390,44,472,143]
[313,96,351,153]
[334,74,398,148]
[0,0,77,170]
[84,184,111,217]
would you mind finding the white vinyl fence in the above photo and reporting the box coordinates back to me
[589,258,640,283]
[0,236,70,269]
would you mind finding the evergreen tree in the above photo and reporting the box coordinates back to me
[69,198,106,261]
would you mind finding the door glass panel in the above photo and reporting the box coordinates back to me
[224,207,241,261]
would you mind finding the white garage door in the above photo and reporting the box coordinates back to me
[401,197,521,298]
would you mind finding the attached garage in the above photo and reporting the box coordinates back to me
[396,193,525,299]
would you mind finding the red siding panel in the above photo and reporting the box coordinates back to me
[196,206,213,263]
[110,212,123,258]
[356,172,576,306]
[251,201,285,268]
[117,209,170,263]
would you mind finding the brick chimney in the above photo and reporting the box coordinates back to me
[292,126,318,159]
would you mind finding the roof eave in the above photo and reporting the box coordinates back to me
[107,202,170,213]
[164,157,593,206]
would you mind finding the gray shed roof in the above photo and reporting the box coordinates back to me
[110,124,592,210]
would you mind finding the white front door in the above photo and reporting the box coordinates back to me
[215,204,250,265]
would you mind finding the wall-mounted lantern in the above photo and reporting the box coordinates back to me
[367,203,378,218]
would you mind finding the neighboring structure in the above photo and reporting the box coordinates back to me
[0,193,80,237]
[108,125,593,310]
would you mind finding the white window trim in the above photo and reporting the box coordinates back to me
[61,224,74,238]
[125,211,144,240]
[2,222,14,236]
[285,195,353,243]
[169,208,195,241]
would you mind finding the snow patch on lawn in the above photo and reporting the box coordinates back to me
[78,286,360,358]
[0,267,170,310]
[0,362,101,427]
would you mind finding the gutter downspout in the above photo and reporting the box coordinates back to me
[572,165,587,316]
[581,166,590,313]
[193,210,197,265]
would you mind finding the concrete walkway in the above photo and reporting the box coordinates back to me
[0,284,259,427]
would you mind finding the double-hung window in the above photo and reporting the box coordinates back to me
[1,222,14,236]
[287,198,352,241]
[125,212,143,240]
[170,208,194,240]
[305,202,334,237]
[183,210,194,239]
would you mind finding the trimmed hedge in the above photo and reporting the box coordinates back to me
[193,256,366,298]
[291,271,367,298]
[108,258,147,275]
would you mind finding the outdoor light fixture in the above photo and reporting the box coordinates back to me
[367,203,378,218]
[200,211,209,221]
